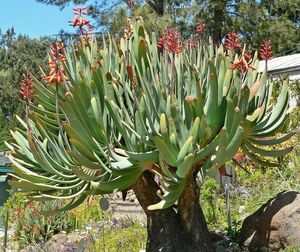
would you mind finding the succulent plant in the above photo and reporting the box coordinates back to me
[7,17,293,251]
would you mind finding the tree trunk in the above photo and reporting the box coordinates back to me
[211,1,227,45]
[132,171,213,252]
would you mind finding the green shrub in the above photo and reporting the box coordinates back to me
[1,194,72,246]
[201,147,300,237]
[86,225,147,252]
[283,246,300,252]
[67,196,112,231]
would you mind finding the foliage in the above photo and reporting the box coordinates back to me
[36,0,300,55]
[0,29,50,120]
[283,246,300,252]
[67,196,146,251]
[0,191,27,226]
[7,16,293,215]
[0,116,9,151]
[1,193,72,246]
[68,196,112,230]
[200,146,300,239]
[289,79,300,108]
[201,178,222,225]
[85,223,147,252]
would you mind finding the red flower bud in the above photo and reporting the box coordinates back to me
[158,27,182,54]
[225,32,241,51]
[20,73,34,102]
[33,224,39,234]
[122,19,133,41]
[43,42,66,84]
[73,7,88,16]
[260,39,272,61]
[70,6,94,44]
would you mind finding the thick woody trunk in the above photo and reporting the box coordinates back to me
[132,171,213,252]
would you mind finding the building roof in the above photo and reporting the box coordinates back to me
[258,53,300,74]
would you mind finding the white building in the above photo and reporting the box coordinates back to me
[258,53,300,107]
[258,53,300,80]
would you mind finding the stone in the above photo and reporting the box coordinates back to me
[240,191,300,251]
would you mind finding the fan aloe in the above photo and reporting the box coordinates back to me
[7,17,293,251]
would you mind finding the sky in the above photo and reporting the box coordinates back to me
[0,0,90,38]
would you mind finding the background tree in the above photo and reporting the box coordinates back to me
[8,16,293,251]
[36,0,300,55]
[0,29,50,120]
[0,29,51,153]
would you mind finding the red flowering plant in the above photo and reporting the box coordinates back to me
[20,73,34,102]
[223,32,256,74]
[8,16,293,252]
[260,39,272,70]
[260,39,272,61]
[71,7,94,45]
[231,53,255,72]
[123,18,133,42]
[158,27,183,54]
[43,41,66,84]
[20,72,35,129]
[2,194,72,246]
[225,32,241,52]
[71,7,93,33]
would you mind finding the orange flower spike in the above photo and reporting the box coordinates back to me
[157,33,166,49]
[231,54,255,71]
[33,224,39,234]
[44,42,66,84]
[73,7,88,16]
[70,7,94,33]
[158,27,183,54]
[123,19,133,41]
[71,15,80,27]
[20,73,35,101]
[225,32,241,51]
[231,59,242,70]
[260,39,272,61]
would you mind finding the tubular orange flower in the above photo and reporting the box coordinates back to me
[231,54,255,71]
[72,16,93,32]
[71,7,93,32]
[33,224,39,234]
[70,6,94,45]
[260,39,272,61]
[43,42,66,84]
[73,7,88,16]
[20,73,34,101]
[158,28,182,54]
[225,32,241,51]
[122,18,133,41]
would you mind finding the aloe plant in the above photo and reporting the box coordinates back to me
[7,17,293,251]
